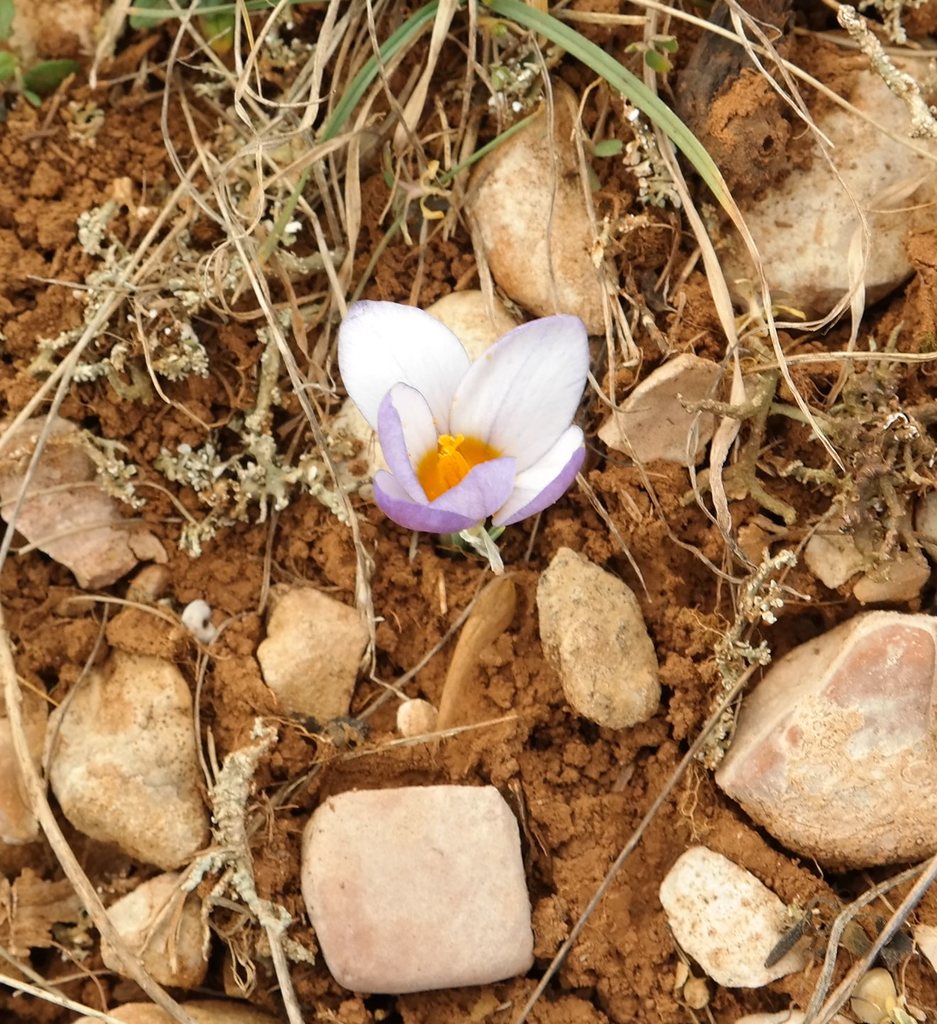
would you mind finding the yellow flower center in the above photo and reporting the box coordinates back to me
[417,433,500,501]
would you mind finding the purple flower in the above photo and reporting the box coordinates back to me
[337,300,589,535]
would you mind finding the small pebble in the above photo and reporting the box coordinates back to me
[301,785,533,993]
[257,586,368,721]
[72,1000,278,1024]
[181,599,218,644]
[659,846,807,988]
[425,290,518,361]
[102,872,209,989]
[396,698,438,737]
[537,547,660,728]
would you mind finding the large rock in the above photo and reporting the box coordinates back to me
[467,84,605,333]
[46,651,210,869]
[537,547,660,728]
[257,586,367,722]
[716,611,937,868]
[718,63,937,317]
[101,872,209,989]
[0,416,165,589]
[301,785,533,993]
[598,354,721,466]
[659,846,807,988]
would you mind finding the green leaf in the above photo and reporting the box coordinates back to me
[0,49,16,82]
[23,88,39,106]
[655,35,679,53]
[0,0,14,43]
[198,11,233,52]
[22,58,79,96]
[644,49,672,74]
[128,0,178,29]
[592,138,623,158]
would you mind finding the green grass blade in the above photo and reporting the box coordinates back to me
[484,0,733,212]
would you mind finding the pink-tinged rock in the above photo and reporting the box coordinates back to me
[72,1001,278,1024]
[716,611,937,868]
[0,416,166,589]
[301,785,533,993]
[659,847,807,988]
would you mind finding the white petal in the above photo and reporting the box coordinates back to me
[338,301,471,429]
[492,425,584,526]
[376,384,438,502]
[449,315,588,470]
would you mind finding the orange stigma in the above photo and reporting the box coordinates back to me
[417,433,500,501]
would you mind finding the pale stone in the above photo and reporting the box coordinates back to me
[46,651,210,869]
[852,551,930,604]
[0,687,46,845]
[804,528,865,589]
[719,64,937,317]
[257,586,367,722]
[659,847,807,988]
[0,417,166,589]
[916,491,937,561]
[101,872,209,989]
[914,923,937,973]
[73,1001,278,1024]
[598,355,721,466]
[537,547,660,729]
[396,698,438,737]
[716,611,937,868]
[10,0,99,63]
[328,397,387,488]
[425,290,518,361]
[467,84,605,333]
[301,785,533,993]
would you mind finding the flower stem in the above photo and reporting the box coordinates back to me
[458,525,504,575]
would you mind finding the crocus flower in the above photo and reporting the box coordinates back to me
[337,300,588,538]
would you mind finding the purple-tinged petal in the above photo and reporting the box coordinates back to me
[492,425,584,527]
[429,455,516,525]
[373,456,517,535]
[449,315,589,471]
[376,384,435,502]
[338,301,471,430]
[373,471,479,533]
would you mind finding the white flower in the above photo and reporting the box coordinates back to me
[338,300,589,535]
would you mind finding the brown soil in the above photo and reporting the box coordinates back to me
[2,4,937,1024]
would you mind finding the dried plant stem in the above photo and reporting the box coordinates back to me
[0,607,197,1024]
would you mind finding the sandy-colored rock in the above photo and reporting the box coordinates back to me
[467,84,604,333]
[301,785,533,993]
[0,416,166,589]
[73,1000,278,1024]
[101,872,209,989]
[0,687,47,845]
[396,698,438,737]
[852,551,930,604]
[659,846,807,988]
[10,0,100,62]
[736,1013,849,1024]
[803,527,866,589]
[537,547,660,728]
[257,586,367,722]
[598,354,721,466]
[719,63,937,317]
[916,491,937,560]
[716,611,937,868]
[46,651,210,869]
[425,290,518,361]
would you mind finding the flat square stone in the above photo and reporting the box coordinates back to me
[301,785,534,993]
